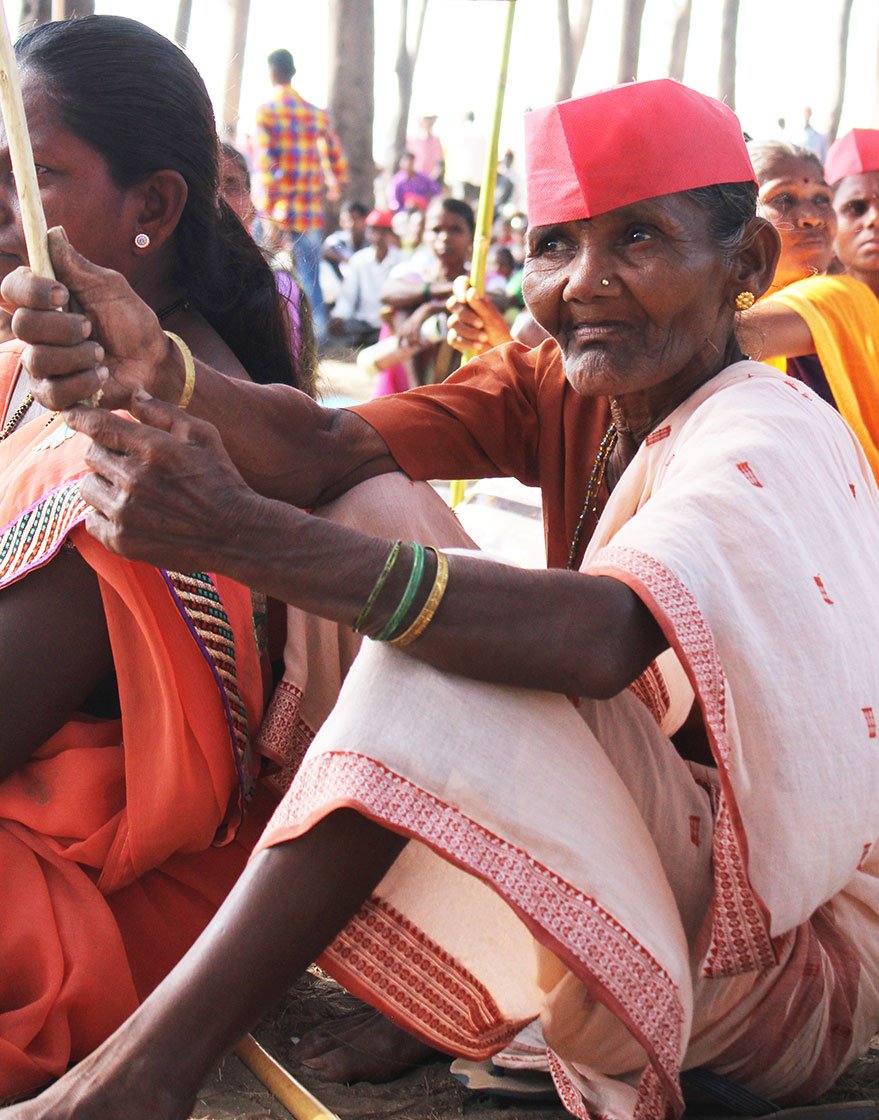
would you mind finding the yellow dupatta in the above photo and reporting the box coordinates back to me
[760,273,879,480]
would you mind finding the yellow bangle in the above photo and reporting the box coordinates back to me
[164,330,196,410]
[388,548,449,647]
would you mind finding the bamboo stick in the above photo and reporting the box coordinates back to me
[0,1,53,279]
[234,1034,342,1120]
[450,0,516,509]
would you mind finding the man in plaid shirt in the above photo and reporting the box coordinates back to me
[256,49,349,345]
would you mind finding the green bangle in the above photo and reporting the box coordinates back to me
[353,539,402,632]
[422,280,431,298]
[374,542,425,641]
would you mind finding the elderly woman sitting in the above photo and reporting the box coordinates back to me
[3,80,879,1120]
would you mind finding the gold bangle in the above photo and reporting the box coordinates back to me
[164,330,196,410]
[389,548,449,647]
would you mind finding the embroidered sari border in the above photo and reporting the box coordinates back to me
[589,545,776,978]
[161,570,254,835]
[0,478,88,590]
[259,748,686,1118]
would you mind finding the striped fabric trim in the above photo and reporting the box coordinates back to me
[164,570,254,814]
[0,479,88,590]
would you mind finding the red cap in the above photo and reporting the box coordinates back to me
[366,208,395,229]
[824,129,879,186]
[524,79,755,227]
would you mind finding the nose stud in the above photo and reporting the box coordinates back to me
[600,278,610,287]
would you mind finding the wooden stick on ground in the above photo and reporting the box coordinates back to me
[0,1,54,280]
[234,1034,342,1120]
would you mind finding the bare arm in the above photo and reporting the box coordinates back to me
[2,231,398,508]
[737,299,814,360]
[381,275,455,311]
[0,548,113,780]
[68,399,666,701]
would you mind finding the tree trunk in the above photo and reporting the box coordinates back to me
[717,0,739,109]
[827,0,855,143]
[329,0,375,209]
[19,0,93,29]
[221,0,250,138]
[392,0,428,163]
[555,0,593,102]
[174,0,193,49]
[667,0,692,81]
[18,0,52,28]
[617,0,646,83]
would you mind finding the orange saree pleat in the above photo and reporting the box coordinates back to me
[0,345,268,1098]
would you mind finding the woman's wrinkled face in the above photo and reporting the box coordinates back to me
[425,202,472,276]
[0,75,142,293]
[521,192,733,399]
[757,155,835,287]
[833,170,879,278]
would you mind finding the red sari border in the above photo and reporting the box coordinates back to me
[259,748,686,1119]
[589,545,776,978]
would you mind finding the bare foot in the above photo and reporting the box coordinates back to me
[293,1008,445,1083]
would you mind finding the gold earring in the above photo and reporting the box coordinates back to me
[735,290,755,311]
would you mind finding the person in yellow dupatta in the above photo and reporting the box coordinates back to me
[739,140,879,480]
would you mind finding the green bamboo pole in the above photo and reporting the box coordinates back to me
[450,0,516,508]
[0,1,54,279]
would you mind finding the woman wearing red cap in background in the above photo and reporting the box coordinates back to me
[826,129,879,299]
[737,138,879,479]
[4,79,879,1120]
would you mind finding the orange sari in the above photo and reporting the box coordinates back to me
[0,346,270,1098]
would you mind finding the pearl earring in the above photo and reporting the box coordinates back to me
[134,232,150,249]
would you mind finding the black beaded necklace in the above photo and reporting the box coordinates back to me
[566,424,618,570]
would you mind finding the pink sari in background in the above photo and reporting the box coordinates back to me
[256,363,879,1119]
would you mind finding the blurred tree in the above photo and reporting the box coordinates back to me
[617,0,646,83]
[667,0,692,82]
[391,0,428,163]
[329,0,375,209]
[828,0,855,143]
[221,0,251,137]
[718,0,739,108]
[174,0,193,49]
[19,0,93,27]
[555,0,593,102]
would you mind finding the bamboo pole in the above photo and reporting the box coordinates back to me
[449,0,516,508]
[0,1,54,279]
[234,1034,342,1120]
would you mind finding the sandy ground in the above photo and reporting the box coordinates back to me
[192,969,879,1120]
[190,356,879,1119]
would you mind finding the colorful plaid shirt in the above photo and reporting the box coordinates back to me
[255,85,348,234]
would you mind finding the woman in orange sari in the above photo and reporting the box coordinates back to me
[0,16,305,1099]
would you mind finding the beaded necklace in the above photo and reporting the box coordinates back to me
[0,391,33,442]
[0,295,189,444]
[566,423,618,571]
